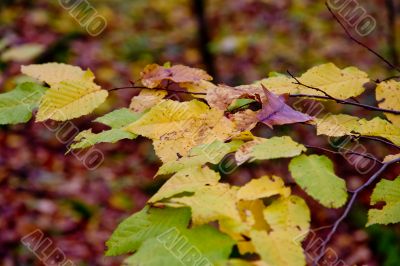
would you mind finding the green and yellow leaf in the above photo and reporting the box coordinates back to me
[235,136,306,165]
[150,167,221,203]
[157,140,242,176]
[367,177,400,226]
[289,154,348,208]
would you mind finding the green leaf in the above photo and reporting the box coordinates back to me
[70,108,142,150]
[70,129,137,150]
[107,206,234,266]
[289,154,348,208]
[235,136,306,165]
[124,225,234,266]
[150,167,221,203]
[157,140,242,176]
[367,176,400,226]
[0,82,46,125]
[95,108,143,128]
[106,207,191,256]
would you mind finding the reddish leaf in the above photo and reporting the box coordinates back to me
[257,86,313,128]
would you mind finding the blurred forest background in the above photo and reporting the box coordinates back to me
[1,0,400,265]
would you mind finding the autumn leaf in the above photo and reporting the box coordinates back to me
[141,64,212,88]
[237,175,291,200]
[257,87,313,128]
[129,89,167,112]
[126,100,237,162]
[21,63,93,85]
[263,195,310,240]
[170,183,242,226]
[296,63,369,99]
[376,80,400,125]
[250,230,306,266]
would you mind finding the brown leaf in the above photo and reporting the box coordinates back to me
[257,86,313,128]
[141,64,212,88]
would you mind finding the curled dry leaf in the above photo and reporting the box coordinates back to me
[140,64,212,88]
[257,86,313,128]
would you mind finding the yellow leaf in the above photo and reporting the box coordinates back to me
[263,195,310,241]
[250,230,306,266]
[22,63,92,85]
[237,175,291,201]
[314,114,359,137]
[315,114,400,146]
[149,167,220,203]
[238,200,269,232]
[36,79,108,121]
[171,183,242,226]
[376,80,400,125]
[298,63,369,99]
[126,100,237,162]
[129,89,167,112]
[258,75,298,95]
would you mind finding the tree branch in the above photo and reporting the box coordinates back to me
[312,156,400,266]
[286,71,400,115]
[325,1,400,73]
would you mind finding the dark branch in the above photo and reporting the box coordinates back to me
[286,70,400,115]
[312,156,400,266]
[356,135,400,150]
[325,1,400,73]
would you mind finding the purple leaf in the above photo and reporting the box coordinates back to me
[257,86,313,128]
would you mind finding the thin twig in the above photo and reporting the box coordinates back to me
[305,145,383,165]
[286,70,400,115]
[325,1,400,73]
[356,135,400,150]
[312,156,400,265]
[289,91,400,115]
